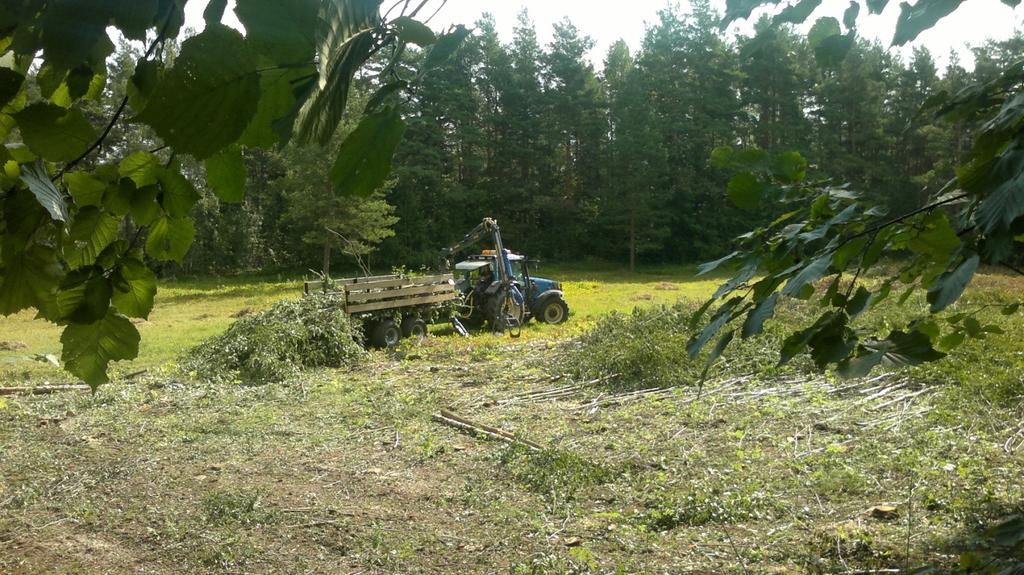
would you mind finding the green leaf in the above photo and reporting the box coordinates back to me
[119,151,159,188]
[127,58,161,111]
[723,0,774,26]
[773,151,807,183]
[293,0,382,145]
[0,68,24,109]
[843,1,861,28]
[688,297,742,358]
[0,243,61,316]
[330,106,407,197]
[846,286,871,319]
[35,64,65,100]
[65,171,108,207]
[727,172,764,210]
[689,298,716,331]
[964,316,982,337]
[780,321,823,365]
[774,0,822,25]
[64,65,105,102]
[109,0,159,40]
[884,329,946,365]
[698,251,740,276]
[976,143,1024,234]
[130,185,160,225]
[713,260,759,300]
[742,292,778,338]
[205,146,246,203]
[38,2,109,71]
[807,17,841,48]
[239,67,312,149]
[204,0,228,24]
[365,80,408,114]
[111,258,156,319]
[57,270,112,324]
[20,160,68,221]
[892,0,965,46]
[833,236,868,270]
[235,0,318,65]
[782,254,832,297]
[60,307,140,389]
[146,215,195,262]
[423,25,472,71]
[157,165,200,218]
[13,102,96,162]
[926,255,979,313]
[700,329,735,380]
[837,349,883,378]
[1001,303,1020,315]
[839,329,946,378]
[866,0,888,14]
[808,314,855,369]
[393,16,436,46]
[66,206,119,269]
[938,331,965,351]
[908,210,960,259]
[135,25,260,159]
[104,179,135,217]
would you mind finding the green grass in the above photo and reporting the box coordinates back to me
[0,265,720,382]
[1,265,1022,573]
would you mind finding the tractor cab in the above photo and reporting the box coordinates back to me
[453,250,568,325]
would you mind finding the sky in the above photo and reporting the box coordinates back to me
[185,0,1024,71]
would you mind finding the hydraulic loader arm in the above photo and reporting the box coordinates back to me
[438,217,510,282]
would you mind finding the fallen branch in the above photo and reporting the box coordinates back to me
[575,386,674,411]
[0,385,90,395]
[433,409,543,450]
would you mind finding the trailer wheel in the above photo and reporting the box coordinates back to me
[370,320,402,348]
[537,298,569,325]
[401,317,428,341]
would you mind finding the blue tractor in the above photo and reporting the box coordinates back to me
[439,218,569,332]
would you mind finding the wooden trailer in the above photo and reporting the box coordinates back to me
[303,274,459,347]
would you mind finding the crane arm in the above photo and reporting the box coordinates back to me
[438,218,510,282]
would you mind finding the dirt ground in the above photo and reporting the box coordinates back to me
[3,332,1022,574]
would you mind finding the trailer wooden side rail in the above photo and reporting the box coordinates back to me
[303,274,460,347]
[303,274,459,315]
[343,274,457,314]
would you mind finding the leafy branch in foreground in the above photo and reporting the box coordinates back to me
[694,0,1024,377]
[0,0,467,388]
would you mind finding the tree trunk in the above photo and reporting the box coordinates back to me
[322,241,331,278]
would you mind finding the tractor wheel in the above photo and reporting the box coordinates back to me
[401,317,428,341]
[537,298,569,325]
[369,320,402,348]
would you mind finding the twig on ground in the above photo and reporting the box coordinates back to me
[0,385,90,395]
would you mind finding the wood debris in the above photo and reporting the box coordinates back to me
[0,385,90,395]
[432,409,544,451]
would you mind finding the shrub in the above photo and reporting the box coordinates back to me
[182,296,365,384]
[556,299,821,390]
[557,303,702,389]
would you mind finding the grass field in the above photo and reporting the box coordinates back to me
[1,266,1022,573]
